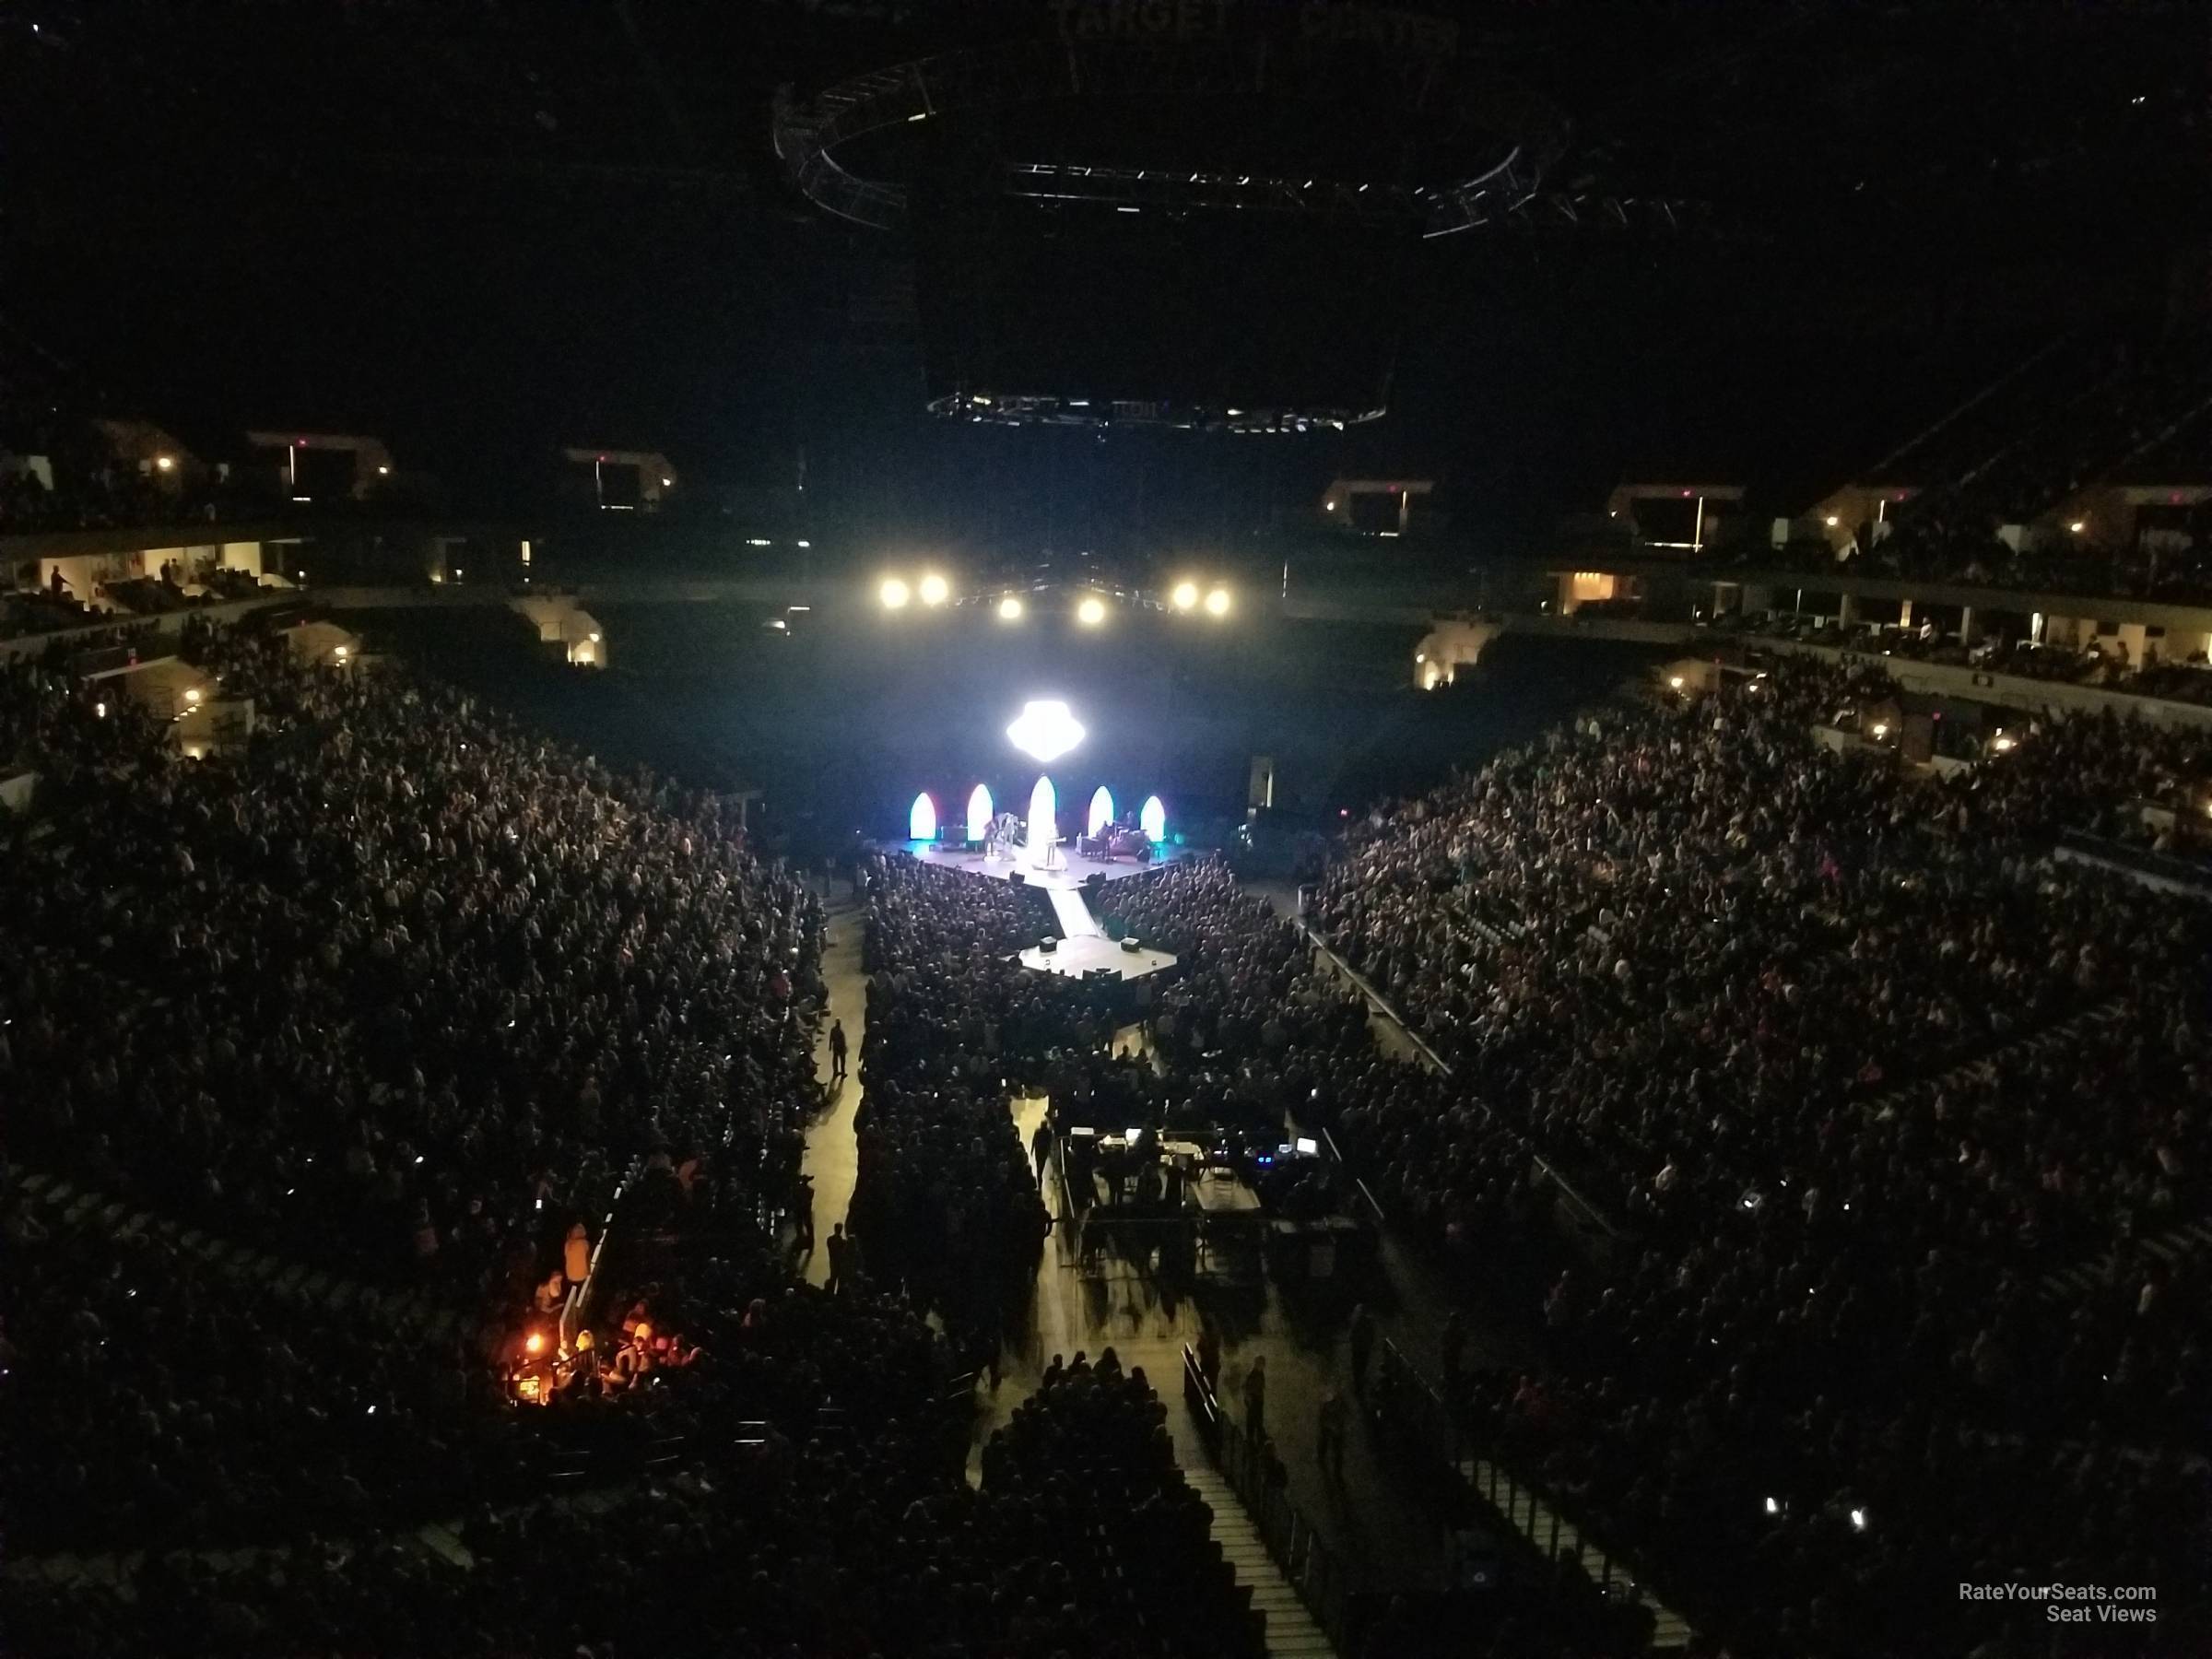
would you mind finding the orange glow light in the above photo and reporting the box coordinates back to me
[524,1331,547,1356]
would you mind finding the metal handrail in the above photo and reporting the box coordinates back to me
[1291,914,1624,1241]
[560,1154,641,1351]
[1182,1345,1356,1654]
[1373,1337,1678,1625]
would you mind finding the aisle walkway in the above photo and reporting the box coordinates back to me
[799,890,867,1288]
[976,1039,1455,1606]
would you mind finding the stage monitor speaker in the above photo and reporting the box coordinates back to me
[1008,871,1026,886]
[1121,937,1141,953]
[1039,936,1057,954]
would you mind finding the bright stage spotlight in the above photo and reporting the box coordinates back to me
[1076,595,1107,627]
[997,594,1024,621]
[1140,795,1167,844]
[1088,785,1114,836]
[909,793,937,841]
[879,577,911,609]
[919,572,950,606]
[1171,581,1199,611]
[1007,700,1086,763]
[1205,587,1231,617]
[967,783,994,841]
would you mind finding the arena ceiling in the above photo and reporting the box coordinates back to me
[1,0,2203,524]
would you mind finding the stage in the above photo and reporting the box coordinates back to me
[888,839,1184,982]
[1018,935,1179,982]
[893,838,1194,892]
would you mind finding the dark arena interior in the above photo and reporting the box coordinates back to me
[5,4,2212,1657]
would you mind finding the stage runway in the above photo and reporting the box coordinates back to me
[895,838,1192,893]
[887,840,1183,982]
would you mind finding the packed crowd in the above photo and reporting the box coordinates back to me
[0,618,982,1657]
[4,619,823,1293]
[853,853,1058,1332]
[6,1342,1267,1659]
[2,1200,512,1558]
[3,622,1313,1658]
[1311,656,2211,1655]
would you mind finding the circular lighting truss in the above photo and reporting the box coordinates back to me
[773,32,1571,241]
[776,23,1696,433]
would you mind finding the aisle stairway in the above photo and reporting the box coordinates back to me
[2043,1214,2212,1302]
[1174,1453,1338,1659]
[1455,1453,1693,1652]
[8,1166,467,1340]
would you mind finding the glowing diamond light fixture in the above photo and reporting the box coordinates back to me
[1006,699,1086,764]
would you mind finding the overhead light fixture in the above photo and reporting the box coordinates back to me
[918,572,950,606]
[2067,520,2086,534]
[1204,588,1230,617]
[1824,514,1840,527]
[880,577,911,609]
[1171,582,1199,611]
[154,455,174,472]
[1077,595,1107,627]
[997,595,1024,621]
[1006,699,1086,763]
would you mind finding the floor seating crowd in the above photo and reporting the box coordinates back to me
[853,854,1063,1333]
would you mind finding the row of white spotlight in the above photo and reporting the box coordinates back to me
[877,576,1230,623]
[878,572,952,610]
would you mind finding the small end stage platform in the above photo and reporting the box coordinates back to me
[889,839,1188,982]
